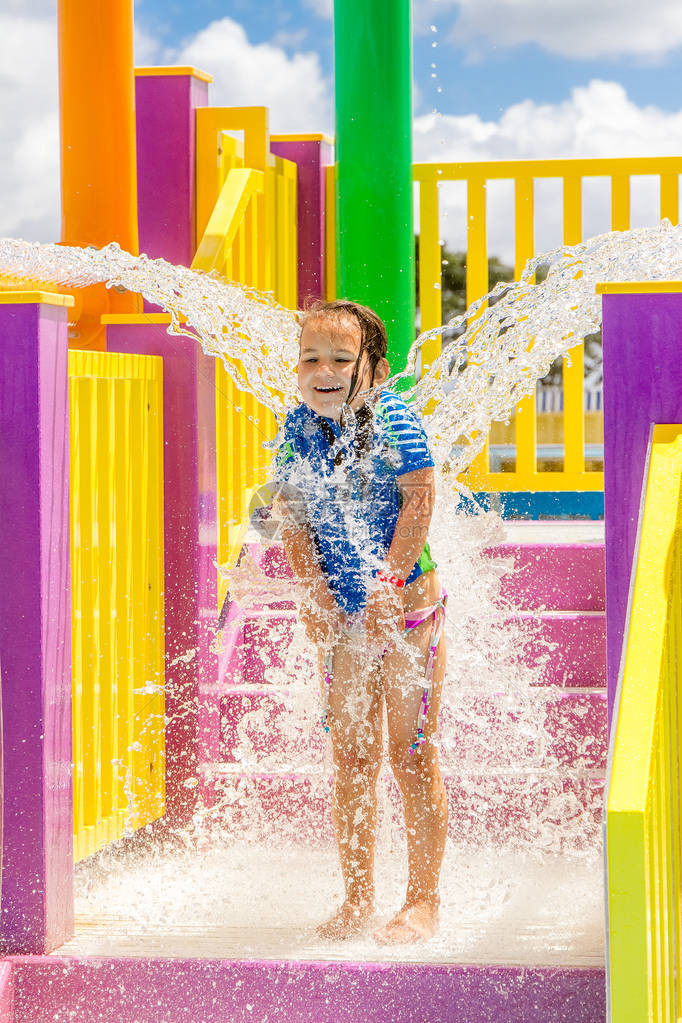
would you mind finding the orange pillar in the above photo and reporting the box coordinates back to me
[58,0,140,348]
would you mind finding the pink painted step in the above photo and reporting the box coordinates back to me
[221,607,606,692]
[219,687,607,771]
[218,610,296,687]
[0,963,13,1023]
[9,955,606,1023]
[507,612,606,688]
[199,768,603,852]
[484,543,605,611]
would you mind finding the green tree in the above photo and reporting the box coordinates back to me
[415,238,602,384]
[415,236,514,326]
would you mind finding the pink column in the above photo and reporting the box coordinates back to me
[0,294,73,953]
[601,285,682,719]
[125,67,217,823]
[135,67,210,266]
[270,134,333,304]
[105,317,216,826]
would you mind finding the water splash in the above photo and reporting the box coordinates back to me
[0,223,648,947]
[4,220,682,461]
[0,238,301,420]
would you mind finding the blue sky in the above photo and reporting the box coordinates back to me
[4,0,682,254]
[131,0,682,120]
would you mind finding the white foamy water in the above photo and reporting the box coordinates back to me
[64,841,603,966]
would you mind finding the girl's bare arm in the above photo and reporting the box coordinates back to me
[383,467,436,580]
[364,467,436,646]
[279,506,344,645]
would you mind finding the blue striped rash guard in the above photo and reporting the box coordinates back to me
[274,391,436,615]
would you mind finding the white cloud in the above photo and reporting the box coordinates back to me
[134,21,164,66]
[0,14,60,242]
[300,0,682,60]
[414,80,682,262]
[0,14,333,243]
[176,18,332,134]
[303,0,333,19]
[448,0,682,60]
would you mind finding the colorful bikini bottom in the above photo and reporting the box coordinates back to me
[321,590,447,753]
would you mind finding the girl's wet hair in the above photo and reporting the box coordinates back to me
[301,298,389,402]
[301,299,388,473]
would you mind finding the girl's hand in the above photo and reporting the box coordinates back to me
[364,583,405,652]
[299,585,344,647]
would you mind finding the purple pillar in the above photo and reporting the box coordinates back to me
[602,286,682,719]
[106,318,216,825]
[0,295,73,953]
[270,134,333,304]
[128,68,217,821]
[135,67,211,265]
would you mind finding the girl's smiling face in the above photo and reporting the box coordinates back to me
[297,315,389,419]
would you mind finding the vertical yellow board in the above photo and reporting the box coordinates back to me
[418,174,442,374]
[513,176,537,480]
[607,426,682,1023]
[660,174,679,226]
[465,176,488,309]
[562,343,585,475]
[562,176,582,246]
[69,351,165,862]
[68,375,85,848]
[611,174,631,232]
[195,110,297,597]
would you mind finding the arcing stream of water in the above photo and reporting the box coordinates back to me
[1,223,673,955]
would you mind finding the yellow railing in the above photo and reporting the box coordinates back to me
[69,350,166,862]
[194,106,297,586]
[606,424,682,1021]
[414,155,682,492]
[327,156,682,491]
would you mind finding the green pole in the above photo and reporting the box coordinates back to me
[334,0,415,374]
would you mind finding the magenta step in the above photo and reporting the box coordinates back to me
[511,612,606,687]
[221,608,606,692]
[219,610,297,687]
[199,769,603,852]
[10,955,606,1023]
[484,543,605,611]
[218,687,607,771]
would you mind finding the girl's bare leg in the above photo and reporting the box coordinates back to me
[374,616,448,945]
[316,636,383,940]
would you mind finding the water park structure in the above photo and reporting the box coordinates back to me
[0,0,682,1020]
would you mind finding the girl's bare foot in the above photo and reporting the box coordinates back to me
[316,900,374,941]
[373,900,439,945]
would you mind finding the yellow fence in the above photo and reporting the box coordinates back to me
[606,424,682,1021]
[69,350,166,862]
[326,156,682,491]
[414,156,682,492]
[194,106,297,584]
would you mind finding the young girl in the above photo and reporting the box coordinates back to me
[275,300,448,945]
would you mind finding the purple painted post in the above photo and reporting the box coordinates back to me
[105,317,217,826]
[270,134,333,304]
[135,67,211,266]
[126,67,217,822]
[601,285,682,719]
[0,294,73,953]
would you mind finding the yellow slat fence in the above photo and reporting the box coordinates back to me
[194,106,298,591]
[326,156,682,491]
[69,350,165,862]
[606,424,682,1022]
[414,156,682,492]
